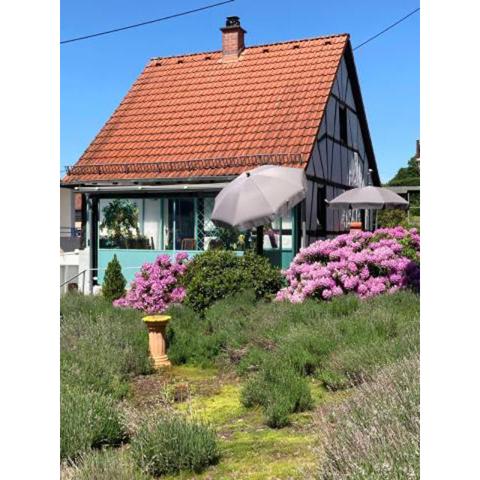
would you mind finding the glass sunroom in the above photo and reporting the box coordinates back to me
[94,194,298,283]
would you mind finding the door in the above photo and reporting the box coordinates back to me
[263,206,298,269]
[165,199,195,250]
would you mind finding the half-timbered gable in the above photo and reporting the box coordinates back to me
[305,50,379,243]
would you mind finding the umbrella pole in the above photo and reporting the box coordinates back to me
[256,225,264,255]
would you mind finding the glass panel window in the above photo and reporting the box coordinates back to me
[264,218,281,250]
[98,198,151,249]
[165,199,196,250]
[280,212,293,250]
[264,210,293,251]
[176,199,195,250]
[317,186,327,235]
[197,197,217,250]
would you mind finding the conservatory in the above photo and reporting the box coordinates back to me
[90,193,298,283]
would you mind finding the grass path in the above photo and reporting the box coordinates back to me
[127,365,340,480]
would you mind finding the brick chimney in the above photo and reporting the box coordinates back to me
[221,16,246,58]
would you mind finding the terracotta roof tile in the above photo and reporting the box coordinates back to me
[63,33,349,184]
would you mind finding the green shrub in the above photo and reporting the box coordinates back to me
[376,208,407,228]
[183,250,283,314]
[241,358,313,428]
[102,254,126,302]
[131,415,219,476]
[73,449,149,480]
[317,355,419,479]
[61,385,126,461]
[239,251,285,300]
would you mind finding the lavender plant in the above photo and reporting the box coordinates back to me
[317,355,419,479]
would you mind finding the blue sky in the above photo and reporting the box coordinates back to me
[61,0,419,183]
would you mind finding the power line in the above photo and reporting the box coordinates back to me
[353,7,419,51]
[61,0,235,45]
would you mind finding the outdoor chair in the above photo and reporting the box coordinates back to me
[181,238,196,250]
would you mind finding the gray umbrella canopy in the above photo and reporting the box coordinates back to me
[211,165,307,229]
[327,186,409,210]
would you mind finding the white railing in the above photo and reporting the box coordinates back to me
[60,265,143,295]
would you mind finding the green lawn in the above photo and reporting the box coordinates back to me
[61,290,419,480]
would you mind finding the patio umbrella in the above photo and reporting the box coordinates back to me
[327,186,409,210]
[211,165,307,230]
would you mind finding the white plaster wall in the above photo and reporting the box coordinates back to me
[60,188,75,235]
[60,247,92,294]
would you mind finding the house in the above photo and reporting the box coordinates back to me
[61,17,380,285]
[60,187,81,252]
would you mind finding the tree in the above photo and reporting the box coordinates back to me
[102,254,126,302]
[100,199,140,243]
[387,156,420,186]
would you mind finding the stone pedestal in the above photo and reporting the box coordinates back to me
[142,315,172,369]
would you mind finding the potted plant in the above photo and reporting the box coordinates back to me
[114,252,189,368]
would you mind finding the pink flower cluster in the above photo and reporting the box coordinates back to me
[276,227,420,303]
[113,252,189,314]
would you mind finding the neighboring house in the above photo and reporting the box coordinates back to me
[385,140,420,221]
[60,187,81,252]
[61,17,380,284]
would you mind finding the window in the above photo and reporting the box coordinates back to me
[339,105,348,144]
[263,211,293,251]
[317,186,327,235]
[98,198,150,249]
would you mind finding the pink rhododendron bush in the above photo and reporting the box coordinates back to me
[113,252,188,314]
[276,226,420,303]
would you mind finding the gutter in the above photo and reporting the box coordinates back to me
[74,182,230,194]
[60,175,237,189]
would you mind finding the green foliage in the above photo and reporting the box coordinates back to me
[399,235,420,262]
[376,208,408,228]
[61,384,125,461]
[73,449,149,480]
[102,254,126,302]
[240,251,285,299]
[100,199,140,241]
[387,156,420,186]
[318,355,419,479]
[183,250,242,313]
[211,227,252,250]
[183,250,283,314]
[241,359,313,428]
[131,415,219,476]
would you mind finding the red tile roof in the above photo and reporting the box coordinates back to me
[62,33,349,184]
